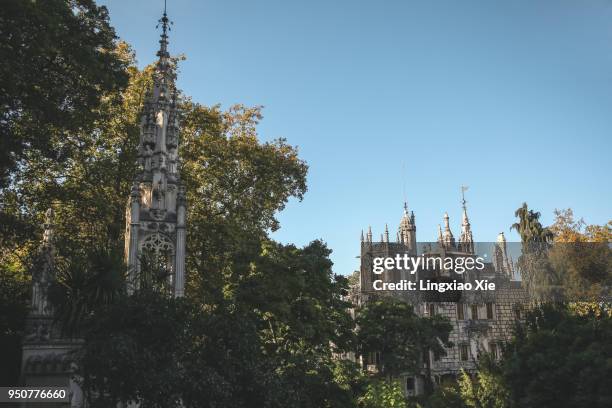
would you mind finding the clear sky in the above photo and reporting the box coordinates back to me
[100,0,612,275]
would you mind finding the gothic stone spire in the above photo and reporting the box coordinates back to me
[458,186,474,254]
[125,7,186,297]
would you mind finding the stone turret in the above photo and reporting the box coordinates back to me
[441,212,456,249]
[493,232,514,278]
[398,202,417,253]
[124,8,186,297]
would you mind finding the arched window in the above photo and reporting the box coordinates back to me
[140,233,175,286]
[142,233,174,255]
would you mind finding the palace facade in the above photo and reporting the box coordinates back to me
[353,197,529,396]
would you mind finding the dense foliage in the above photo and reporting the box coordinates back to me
[512,204,611,303]
[0,9,358,404]
[0,0,129,188]
[356,296,452,383]
[502,304,612,407]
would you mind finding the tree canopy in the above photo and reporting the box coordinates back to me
[356,296,452,383]
[0,0,129,188]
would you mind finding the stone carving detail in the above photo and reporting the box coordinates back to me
[24,320,52,342]
[141,233,174,255]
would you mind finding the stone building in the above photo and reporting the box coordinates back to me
[124,8,186,297]
[356,194,529,396]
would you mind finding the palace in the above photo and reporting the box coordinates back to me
[352,194,529,396]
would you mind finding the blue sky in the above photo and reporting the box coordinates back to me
[100,0,612,275]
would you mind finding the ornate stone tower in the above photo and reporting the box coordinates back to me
[125,8,186,297]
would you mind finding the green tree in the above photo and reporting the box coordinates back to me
[547,209,612,303]
[0,266,29,385]
[0,0,129,188]
[232,240,357,407]
[457,356,509,408]
[511,205,611,304]
[179,102,308,302]
[511,203,557,301]
[0,4,130,377]
[48,245,126,337]
[510,203,553,244]
[501,304,612,408]
[426,385,466,408]
[356,296,452,384]
[358,379,408,408]
[77,241,358,408]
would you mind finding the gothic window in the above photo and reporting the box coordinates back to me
[486,302,494,319]
[460,344,469,361]
[406,377,415,392]
[489,342,498,359]
[140,233,175,281]
[514,304,523,319]
[471,304,479,320]
[428,303,435,316]
[456,302,464,320]
[142,233,174,255]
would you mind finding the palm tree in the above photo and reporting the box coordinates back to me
[511,203,553,244]
[511,203,556,302]
[50,245,126,337]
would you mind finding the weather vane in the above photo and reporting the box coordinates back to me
[461,185,469,207]
[156,0,173,33]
